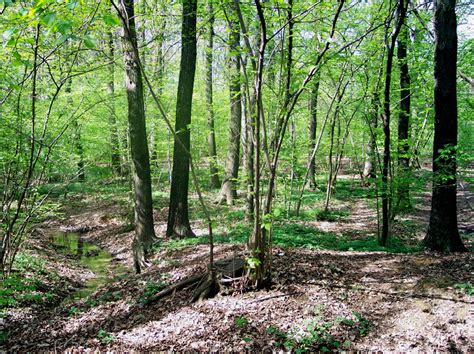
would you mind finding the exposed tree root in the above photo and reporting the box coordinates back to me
[143,257,247,305]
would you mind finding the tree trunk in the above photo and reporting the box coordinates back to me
[150,13,165,166]
[67,79,85,182]
[107,30,122,176]
[118,0,156,272]
[307,73,320,190]
[424,0,467,252]
[363,91,380,183]
[218,5,242,204]
[380,0,408,247]
[166,0,197,238]
[205,0,220,189]
[396,8,411,211]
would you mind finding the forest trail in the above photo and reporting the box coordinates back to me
[2,187,472,352]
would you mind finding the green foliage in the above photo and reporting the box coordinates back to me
[0,329,9,346]
[245,257,261,269]
[266,309,371,351]
[97,329,115,345]
[272,224,420,253]
[234,316,249,327]
[138,279,168,304]
[0,253,62,309]
[454,282,473,296]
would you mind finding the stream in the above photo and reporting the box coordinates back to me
[50,231,129,300]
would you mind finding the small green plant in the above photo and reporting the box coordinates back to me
[0,330,9,345]
[245,257,261,269]
[454,282,473,296]
[68,306,80,316]
[98,291,123,303]
[97,329,115,345]
[235,316,249,327]
[138,280,168,304]
[353,311,371,336]
[266,310,371,351]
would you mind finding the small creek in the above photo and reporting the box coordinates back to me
[50,231,129,300]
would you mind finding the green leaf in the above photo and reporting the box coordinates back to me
[55,33,70,46]
[56,20,72,35]
[40,12,57,26]
[2,28,16,44]
[103,14,120,26]
[84,35,95,49]
[12,51,21,60]
[67,0,78,11]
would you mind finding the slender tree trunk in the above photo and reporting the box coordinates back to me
[166,0,197,238]
[324,104,339,212]
[218,4,242,204]
[107,30,122,176]
[424,0,466,252]
[67,79,85,182]
[363,91,380,183]
[307,73,320,190]
[248,0,267,286]
[118,0,156,272]
[243,91,255,221]
[396,15,411,210]
[380,0,408,247]
[205,0,220,189]
[150,14,165,165]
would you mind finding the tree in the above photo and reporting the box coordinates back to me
[424,0,467,252]
[396,6,411,211]
[68,79,85,182]
[205,0,220,189]
[306,73,320,190]
[166,0,198,238]
[218,1,242,205]
[107,29,122,176]
[380,0,408,246]
[117,0,156,272]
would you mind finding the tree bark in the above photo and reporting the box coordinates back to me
[118,0,156,272]
[205,0,220,189]
[107,30,122,176]
[363,91,380,183]
[150,11,165,166]
[166,0,197,238]
[380,0,408,247]
[307,73,320,190]
[218,4,242,204]
[424,0,467,252]
[396,10,411,210]
[67,79,85,182]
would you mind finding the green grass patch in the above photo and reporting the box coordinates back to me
[272,224,420,253]
[0,253,62,309]
[153,222,419,254]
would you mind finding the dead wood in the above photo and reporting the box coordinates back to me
[144,257,247,305]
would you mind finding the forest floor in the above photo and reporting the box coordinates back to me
[1,175,473,351]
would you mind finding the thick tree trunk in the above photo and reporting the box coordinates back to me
[424,0,467,252]
[107,30,122,176]
[396,9,411,211]
[218,6,241,204]
[166,0,197,238]
[118,0,156,272]
[205,0,220,189]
